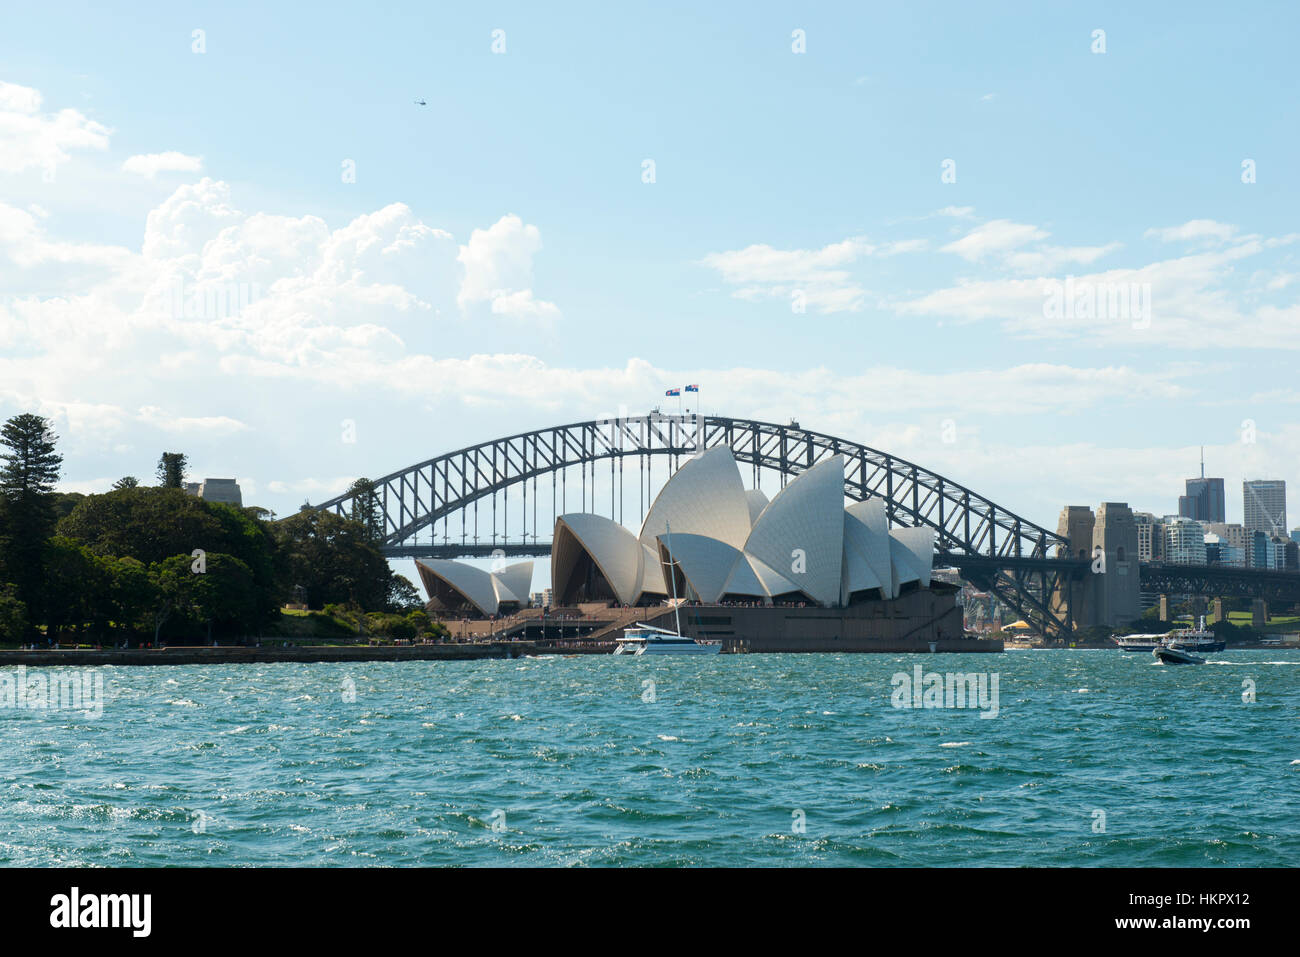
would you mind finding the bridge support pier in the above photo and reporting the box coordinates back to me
[1211,597,1225,623]
[1159,594,1170,621]
[1252,599,1268,627]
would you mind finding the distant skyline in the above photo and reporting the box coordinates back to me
[4,1,1300,574]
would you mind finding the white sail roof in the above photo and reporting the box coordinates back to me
[639,446,752,550]
[731,552,800,599]
[638,541,668,596]
[552,513,645,606]
[742,455,847,607]
[843,498,895,601]
[658,532,744,604]
[492,561,534,604]
[415,559,505,617]
[889,526,935,589]
[744,489,769,526]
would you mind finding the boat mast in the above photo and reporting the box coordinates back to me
[665,521,682,637]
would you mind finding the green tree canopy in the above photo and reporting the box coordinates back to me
[57,486,279,627]
[272,509,391,611]
[156,452,188,489]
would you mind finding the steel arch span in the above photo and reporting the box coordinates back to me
[310,413,1077,637]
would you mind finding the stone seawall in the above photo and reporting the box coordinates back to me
[0,642,614,668]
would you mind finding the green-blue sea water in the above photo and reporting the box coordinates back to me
[3,650,1298,866]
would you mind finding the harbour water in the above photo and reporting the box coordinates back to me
[3,650,1298,866]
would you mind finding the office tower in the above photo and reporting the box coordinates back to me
[1243,479,1287,535]
[1180,477,1225,523]
[1178,449,1225,523]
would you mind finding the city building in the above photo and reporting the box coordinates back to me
[1203,533,1245,567]
[183,477,243,507]
[1134,511,1161,562]
[1243,479,1287,535]
[1164,517,1208,565]
[1179,476,1225,523]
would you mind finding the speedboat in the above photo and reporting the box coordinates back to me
[1153,645,1205,665]
[613,623,722,656]
[1164,620,1225,653]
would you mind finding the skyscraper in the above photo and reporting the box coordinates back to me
[1179,450,1225,523]
[1243,479,1287,535]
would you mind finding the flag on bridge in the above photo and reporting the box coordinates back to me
[684,384,699,392]
[665,388,680,396]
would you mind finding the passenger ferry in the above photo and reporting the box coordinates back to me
[1114,617,1225,654]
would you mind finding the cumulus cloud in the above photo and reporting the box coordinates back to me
[456,213,559,319]
[0,80,110,174]
[122,151,203,178]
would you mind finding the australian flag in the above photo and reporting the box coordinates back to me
[665,388,681,397]
[684,384,699,392]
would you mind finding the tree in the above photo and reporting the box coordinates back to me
[387,573,423,612]
[156,453,188,489]
[0,413,62,501]
[0,413,63,636]
[112,476,140,490]
[42,537,100,641]
[147,555,191,645]
[58,487,280,629]
[272,509,392,611]
[347,478,383,541]
[0,584,27,644]
[102,557,154,646]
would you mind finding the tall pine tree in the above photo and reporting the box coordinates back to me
[0,414,63,638]
[157,452,188,488]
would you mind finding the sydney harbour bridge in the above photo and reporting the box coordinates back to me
[310,413,1300,641]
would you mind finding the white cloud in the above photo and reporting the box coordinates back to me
[136,406,249,435]
[1004,242,1122,274]
[122,151,203,178]
[898,235,1300,348]
[699,235,925,314]
[0,80,111,174]
[456,213,559,319]
[1145,219,1238,244]
[941,220,1049,261]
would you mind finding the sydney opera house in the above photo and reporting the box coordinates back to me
[417,448,969,651]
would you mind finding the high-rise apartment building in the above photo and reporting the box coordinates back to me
[1164,517,1208,565]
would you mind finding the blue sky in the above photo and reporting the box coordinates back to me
[2,1,1300,588]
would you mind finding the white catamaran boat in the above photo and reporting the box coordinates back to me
[614,622,722,655]
[612,522,722,656]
